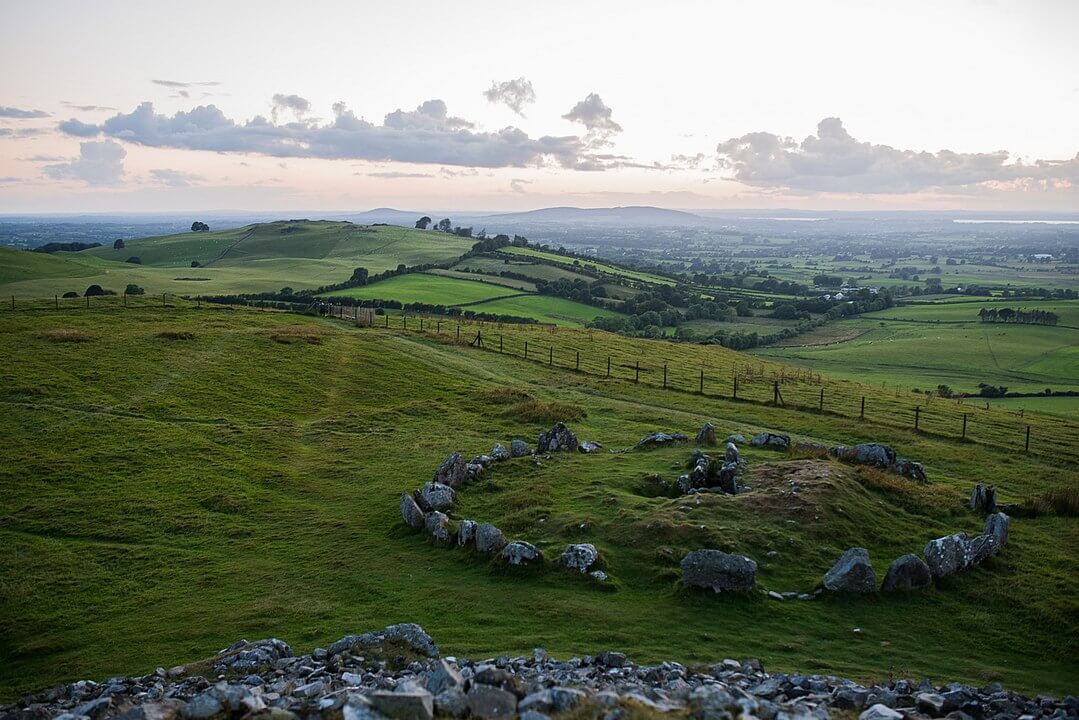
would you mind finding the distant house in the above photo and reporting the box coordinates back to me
[1032,253,1053,261]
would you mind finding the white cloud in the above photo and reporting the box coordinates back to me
[562,93,623,137]
[483,78,536,116]
[152,79,221,89]
[149,168,204,187]
[43,140,126,185]
[0,106,49,119]
[271,93,311,123]
[716,117,1079,193]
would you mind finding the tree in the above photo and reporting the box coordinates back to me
[191,260,201,268]
[350,267,369,286]
[125,256,142,264]
[113,238,125,250]
[84,284,107,296]
[191,221,210,233]
[436,218,452,232]
[415,216,432,229]
[125,284,145,295]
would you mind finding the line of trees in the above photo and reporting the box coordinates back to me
[978,307,1060,325]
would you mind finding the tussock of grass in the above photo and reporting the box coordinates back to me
[156,330,195,341]
[502,399,586,423]
[270,325,326,344]
[851,466,955,515]
[476,386,534,404]
[1018,487,1079,517]
[38,328,91,343]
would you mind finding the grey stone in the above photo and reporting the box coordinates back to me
[750,432,790,450]
[434,689,468,718]
[181,693,224,720]
[294,681,324,698]
[636,431,688,449]
[424,511,454,546]
[342,695,383,720]
[519,688,586,714]
[560,543,599,573]
[725,434,746,444]
[578,440,603,453]
[891,458,927,482]
[425,659,463,696]
[74,697,113,720]
[371,690,434,720]
[457,520,477,548]
[509,439,531,457]
[490,443,511,461]
[328,623,439,658]
[924,533,969,578]
[475,523,507,554]
[536,422,578,453]
[823,548,876,593]
[983,512,1009,549]
[696,422,718,446]
[502,540,541,565]
[598,651,627,667]
[467,684,518,720]
[681,549,757,592]
[969,484,997,514]
[419,482,455,513]
[881,554,932,592]
[433,452,469,488]
[860,705,903,720]
[724,442,740,464]
[401,490,425,528]
[842,443,896,468]
[590,570,607,582]
[966,534,997,567]
[212,638,292,674]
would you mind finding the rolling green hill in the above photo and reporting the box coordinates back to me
[1,304,1075,698]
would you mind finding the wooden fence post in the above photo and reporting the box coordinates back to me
[55,295,58,310]
[607,356,611,377]
[1025,425,1030,452]
[699,369,704,394]
[819,388,824,411]
[962,413,967,439]
[86,295,89,309]
[403,315,407,329]
[634,360,639,383]
[524,341,528,359]
[197,295,201,308]
[575,351,580,370]
[860,396,865,419]
[773,381,780,405]
[420,318,424,331]
[915,406,920,430]
[663,364,667,389]
[733,376,738,400]
[549,346,553,366]
[499,334,503,352]
[456,324,460,340]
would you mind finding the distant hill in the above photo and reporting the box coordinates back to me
[480,206,710,226]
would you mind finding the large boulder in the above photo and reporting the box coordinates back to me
[681,549,757,592]
[210,638,292,674]
[425,659,464,696]
[823,548,876,593]
[328,623,439,659]
[509,439,531,457]
[400,492,426,530]
[969,484,997,514]
[750,432,790,450]
[696,422,717,446]
[466,684,517,720]
[636,431,688,450]
[724,442,740,464]
[880,554,932,592]
[475,523,507,554]
[891,458,927,482]
[502,541,541,566]
[983,512,1009,549]
[371,690,434,720]
[425,512,454,547]
[489,443,511,461]
[844,443,896,468]
[578,440,603,454]
[458,519,477,548]
[419,482,456,513]
[536,422,578,453]
[923,533,969,578]
[433,452,469,487]
[966,534,997,566]
[559,543,599,573]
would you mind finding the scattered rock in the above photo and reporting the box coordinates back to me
[880,554,932,592]
[418,482,455,513]
[681,549,757,592]
[457,520,477,548]
[750,432,790,450]
[635,431,688,449]
[509,439,531,457]
[891,458,927,482]
[433,452,469,488]
[400,493,426,530]
[424,512,454,546]
[823,548,876,593]
[724,442,740,464]
[502,541,541,566]
[966,534,997,566]
[536,422,578,453]
[838,443,896,468]
[475,523,507,554]
[466,684,517,720]
[923,533,969,578]
[559,544,599,573]
[969,483,997,514]
[860,704,904,720]
[695,422,717,446]
[424,659,463,696]
[725,434,746,444]
[589,570,607,582]
[212,638,292,674]
[180,693,223,720]
[983,512,1009,549]
[328,623,439,659]
[489,443,511,461]
[371,690,434,720]
[578,440,603,454]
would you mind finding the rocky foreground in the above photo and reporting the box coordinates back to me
[3,624,1074,720]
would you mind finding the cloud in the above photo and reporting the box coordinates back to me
[0,127,46,138]
[510,178,533,193]
[483,78,536,116]
[271,93,311,123]
[670,152,707,169]
[149,168,204,187]
[440,167,480,178]
[57,99,600,169]
[44,140,126,185]
[0,176,20,184]
[20,153,67,162]
[716,117,1079,193]
[562,93,623,137]
[0,106,49,119]
[58,118,103,137]
[361,171,435,179]
[152,79,221,88]
[62,102,117,112]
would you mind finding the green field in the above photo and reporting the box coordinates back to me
[500,246,676,286]
[463,295,624,326]
[452,255,596,284]
[323,272,523,306]
[427,268,537,292]
[0,222,475,297]
[754,300,1079,396]
[1,304,1076,700]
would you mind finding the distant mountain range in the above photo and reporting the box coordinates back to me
[345,205,711,227]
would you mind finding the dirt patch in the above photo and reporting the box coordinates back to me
[38,329,92,343]
[731,459,848,519]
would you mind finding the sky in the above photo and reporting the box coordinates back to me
[1,0,1077,213]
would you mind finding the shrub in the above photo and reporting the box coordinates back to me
[1018,487,1079,518]
[125,284,145,295]
[62,291,78,298]
[84,284,113,297]
[125,256,142,264]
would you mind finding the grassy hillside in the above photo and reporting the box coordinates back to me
[0,247,100,284]
[322,273,525,306]
[0,222,475,297]
[1,304,1076,699]
[754,300,1079,397]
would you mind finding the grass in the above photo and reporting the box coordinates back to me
[462,295,623,326]
[754,300,1079,395]
[0,223,476,297]
[498,247,676,286]
[0,304,1077,699]
[322,273,522,306]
